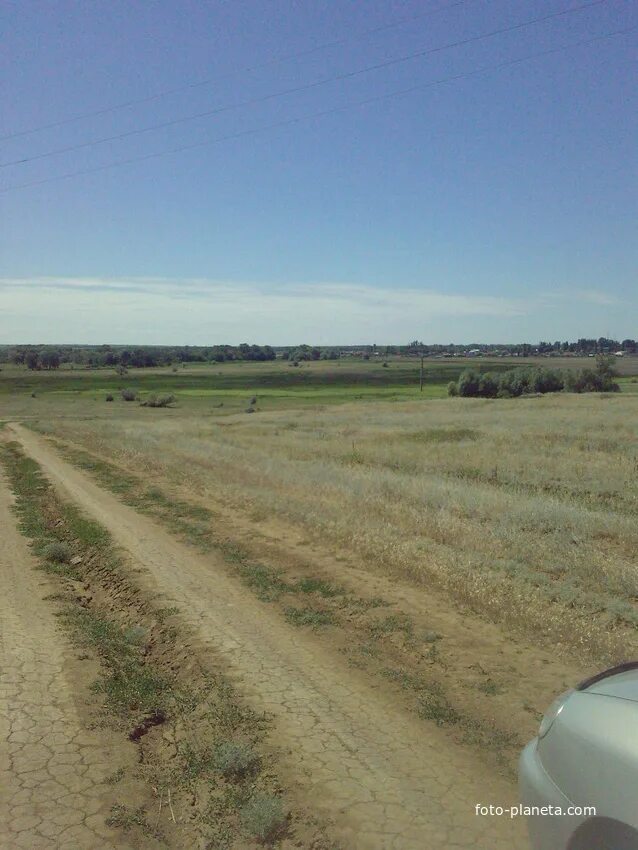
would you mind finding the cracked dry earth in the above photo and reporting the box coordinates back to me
[9,424,530,850]
[0,467,150,850]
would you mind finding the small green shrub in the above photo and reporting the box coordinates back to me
[447,381,458,397]
[235,560,290,601]
[284,606,334,628]
[417,685,461,726]
[104,767,125,784]
[105,393,114,402]
[295,577,343,597]
[240,794,286,842]
[42,540,72,563]
[121,388,137,401]
[105,805,158,838]
[139,393,176,408]
[213,741,260,778]
[476,678,503,696]
[368,612,414,640]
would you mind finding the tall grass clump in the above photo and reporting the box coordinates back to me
[42,540,73,563]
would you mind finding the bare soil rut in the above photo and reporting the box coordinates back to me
[0,465,148,850]
[10,424,529,850]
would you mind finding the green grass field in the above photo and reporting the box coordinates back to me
[0,358,464,419]
[2,356,637,419]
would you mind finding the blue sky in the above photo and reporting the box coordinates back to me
[1,0,636,344]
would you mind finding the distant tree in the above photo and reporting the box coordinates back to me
[262,345,276,361]
[565,356,619,393]
[477,373,499,398]
[457,370,481,397]
[25,351,40,370]
[40,350,60,370]
[530,368,564,394]
[290,345,319,361]
[594,354,620,389]
[129,348,158,367]
[577,338,597,355]
[497,368,532,397]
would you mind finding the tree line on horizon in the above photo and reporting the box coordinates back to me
[0,336,635,371]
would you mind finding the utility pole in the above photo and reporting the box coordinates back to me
[420,354,424,392]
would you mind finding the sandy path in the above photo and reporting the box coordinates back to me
[10,423,529,850]
[0,464,145,849]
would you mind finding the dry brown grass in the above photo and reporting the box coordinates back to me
[34,392,638,659]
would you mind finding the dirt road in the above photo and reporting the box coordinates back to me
[9,423,529,849]
[0,464,148,849]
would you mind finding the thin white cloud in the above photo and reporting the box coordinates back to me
[539,288,622,307]
[5,275,629,344]
[0,276,528,344]
[575,290,622,307]
[0,276,524,314]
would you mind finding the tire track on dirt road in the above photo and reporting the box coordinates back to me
[10,423,529,850]
[0,463,151,850]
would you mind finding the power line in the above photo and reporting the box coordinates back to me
[0,0,471,142]
[0,0,611,169]
[1,25,633,195]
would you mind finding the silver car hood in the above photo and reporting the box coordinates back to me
[579,663,638,703]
